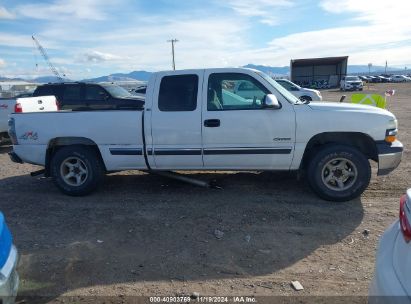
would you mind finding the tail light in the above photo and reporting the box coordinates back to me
[14,103,22,113]
[399,194,411,242]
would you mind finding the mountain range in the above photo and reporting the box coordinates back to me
[0,64,407,83]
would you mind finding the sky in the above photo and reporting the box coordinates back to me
[0,0,411,79]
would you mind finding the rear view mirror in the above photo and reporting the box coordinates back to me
[263,94,281,109]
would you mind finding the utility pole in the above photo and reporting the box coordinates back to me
[385,60,388,74]
[167,39,178,70]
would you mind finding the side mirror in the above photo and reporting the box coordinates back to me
[263,94,281,109]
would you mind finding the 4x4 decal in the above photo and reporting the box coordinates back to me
[19,131,38,140]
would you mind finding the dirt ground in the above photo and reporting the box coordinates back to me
[0,82,410,303]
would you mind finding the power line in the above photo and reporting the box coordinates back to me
[167,39,178,70]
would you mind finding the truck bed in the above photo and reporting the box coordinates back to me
[12,110,146,170]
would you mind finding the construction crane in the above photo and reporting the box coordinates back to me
[32,35,65,82]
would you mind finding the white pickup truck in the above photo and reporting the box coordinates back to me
[8,68,403,201]
[0,99,13,143]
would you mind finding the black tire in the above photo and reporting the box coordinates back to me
[50,145,104,196]
[306,144,371,202]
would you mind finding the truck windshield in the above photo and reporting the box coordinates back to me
[255,71,301,104]
[101,84,132,98]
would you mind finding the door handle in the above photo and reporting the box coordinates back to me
[204,119,220,128]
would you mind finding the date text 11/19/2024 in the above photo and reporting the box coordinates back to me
[149,296,257,303]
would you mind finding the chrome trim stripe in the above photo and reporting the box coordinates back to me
[149,148,292,156]
[109,148,143,156]
[203,148,292,155]
[154,149,202,156]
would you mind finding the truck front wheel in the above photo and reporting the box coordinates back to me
[50,145,104,196]
[307,145,371,202]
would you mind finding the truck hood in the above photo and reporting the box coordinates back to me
[308,101,395,118]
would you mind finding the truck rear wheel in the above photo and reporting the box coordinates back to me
[50,145,104,196]
[307,144,371,202]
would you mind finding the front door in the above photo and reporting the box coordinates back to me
[150,71,204,169]
[202,70,296,170]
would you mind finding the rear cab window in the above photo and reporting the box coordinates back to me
[158,75,198,111]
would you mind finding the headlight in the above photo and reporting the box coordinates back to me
[385,119,398,143]
[388,119,398,130]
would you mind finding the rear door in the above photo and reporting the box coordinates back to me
[201,70,296,170]
[149,70,204,169]
[61,84,83,110]
[84,84,112,110]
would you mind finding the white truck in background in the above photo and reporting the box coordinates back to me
[0,96,58,144]
[8,68,403,201]
[0,99,13,143]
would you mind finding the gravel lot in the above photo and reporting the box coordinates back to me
[0,82,410,303]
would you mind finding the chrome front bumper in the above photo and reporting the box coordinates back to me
[0,246,19,304]
[377,140,403,176]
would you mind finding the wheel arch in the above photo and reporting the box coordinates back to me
[300,132,378,170]
[45,137,106,176]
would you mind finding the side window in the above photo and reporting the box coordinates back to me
[207,73,269,111]
[158,74,198,112]
[86,85,107,100]
[62,85,81,100]
[277,81,293,91]
[238,82,258,91]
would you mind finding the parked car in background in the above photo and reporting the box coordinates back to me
[391,75,411,83]
[0,212,19,304]
[14,95,59,113]
[359,76,371,83]
[273,79,322,102]
[368,76,382,83]
[33,82,145,111]
[369,189,411,304]
[340,76,364,91]
[377,76,391,83]
[131,84,147,99]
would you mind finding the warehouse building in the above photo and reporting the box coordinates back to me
[290,56,348,88]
